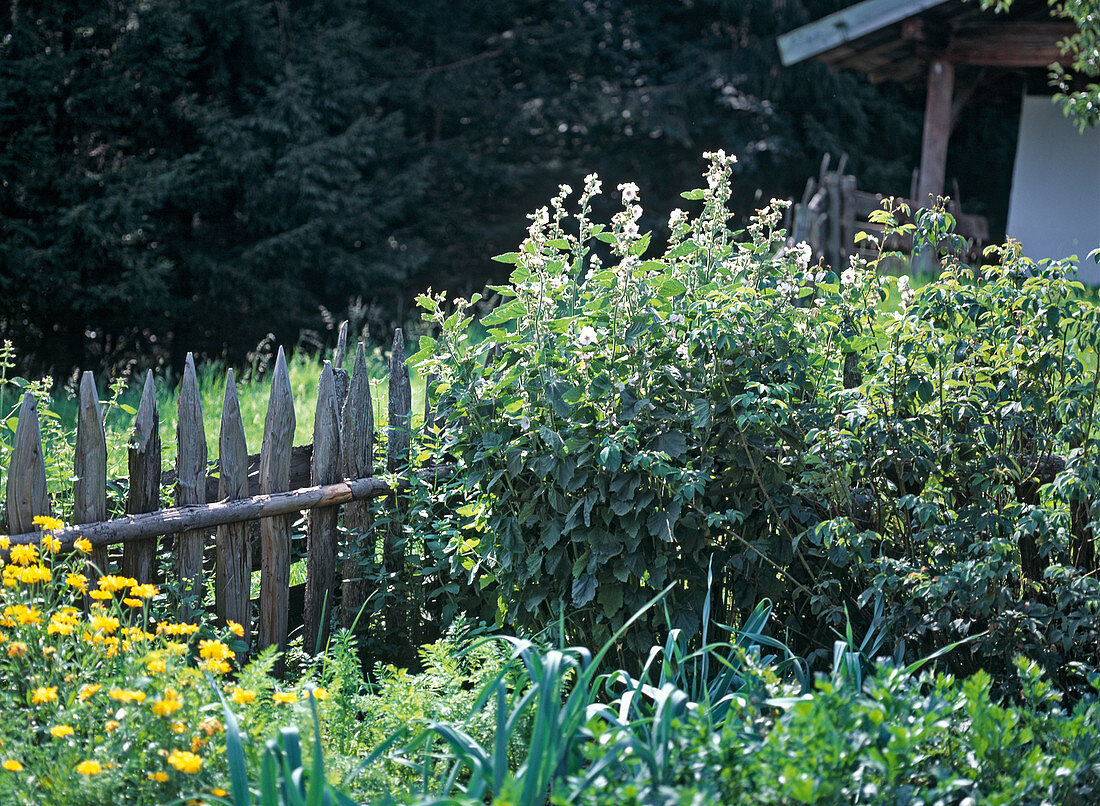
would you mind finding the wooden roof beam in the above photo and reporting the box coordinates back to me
[943,22,1077,67]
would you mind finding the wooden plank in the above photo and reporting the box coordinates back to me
[776,0,946,67]
[6,391,50,536]
[304,361,341,654]
[340,342,376,629]
[175,353,207,611]
[122,371,160,584]
[74,372,108,577]
[258,347,295,671]
[216,368,251,652]
[917,59,955,204]
[3,467,451,548]
[944,22,1077,67]
[384,329,412,638]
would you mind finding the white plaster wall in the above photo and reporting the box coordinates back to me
[1006,95,1100,283]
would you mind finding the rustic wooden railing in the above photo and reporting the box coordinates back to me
[1,324,433,667]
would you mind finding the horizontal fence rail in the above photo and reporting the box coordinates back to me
[0,323,437,670]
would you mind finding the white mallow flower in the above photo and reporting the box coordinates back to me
[576,325,599,346]
[618,182,639,203]
[668,208,686,228]
[620,255,639,272]
[898,274,914,305]
[622,221,640,240]
[584,173,602,195]
[516,415,531,431]
[776,280,797,297]
[841,267,856,286]
[676,343,690,360]
[793,242,812,271]
[668,313,686,325]
[560,184,573,196]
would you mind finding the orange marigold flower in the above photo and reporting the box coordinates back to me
[148,771,169,782]
[7,642,27,658]
[105,720,120,733]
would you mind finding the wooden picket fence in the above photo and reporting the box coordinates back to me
[1,323,437,668]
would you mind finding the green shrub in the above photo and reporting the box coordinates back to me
[413,153,1100,690]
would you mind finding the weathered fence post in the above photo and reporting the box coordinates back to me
[74,372,108,577]
[216,369,251,654]
[339,342,375,629]
[175,353,207,613]
[259,347,295,674]
[333,320,350,412]
[122,372,160,583]
[384,329,412,643]
[6,392,50,536]
[303,361,341,654]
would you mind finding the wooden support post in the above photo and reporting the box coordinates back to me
[340,342,375,630]
[122,372,160,583]
[259,347,295,674]
[175,353,207,613]
[333,320,350,412]
[6,392,50,535]
[917,59,955,205]
[74,373,108,578]
[216,369,251,654]
[384,330,412,642]
[304,361,341,654]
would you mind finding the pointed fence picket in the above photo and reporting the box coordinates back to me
[1,326,432,667]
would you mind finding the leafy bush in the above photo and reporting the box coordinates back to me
[413,153,1100,690]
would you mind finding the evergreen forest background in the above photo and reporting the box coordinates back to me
[1,0,1024,379]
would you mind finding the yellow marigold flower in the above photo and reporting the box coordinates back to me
[200,718,223,736]
[97,575,136,593]
[105,720,120,732]
[151,697,182,717]
[9,544,38,566]
[7,642,27,658]
[272,691,296,706]
[199,640,232,661]
[212,789,228,797]
[2,760,23,772]
[77,684,101,702]
[167,749,202,774]
[31,686,58,705]
[33,515,64,532]
[170,721,186,734]
[42,646,55,658]
[48,610,78,636]
[0,537,9,550]
[148,771,169,782]
[88,589,111,600]
[18,565,51,584]
[200,658,231,675]
[5,605,41,626]
[40,535,61,554]
[158,622,200,637]
[89,614,119,634]
[230,688,257,706]
[122,598,143,608]
[75,760,102,776]
[227,620,244,637]
[73,538,92,553]
[147,657,167,674]
[190,736,207,752]
[129,583,158,599]
[108,688,146,704]
[50,725,74,739]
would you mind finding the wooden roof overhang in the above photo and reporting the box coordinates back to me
[777,0,1075,84]
[777,0,1077,202]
